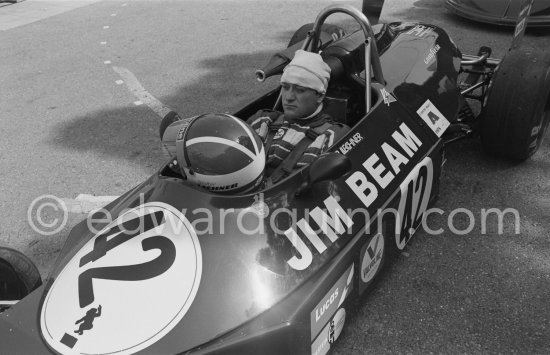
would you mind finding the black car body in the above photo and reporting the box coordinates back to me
[1,2,548,354]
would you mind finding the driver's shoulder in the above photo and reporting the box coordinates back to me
[246,109,284,125]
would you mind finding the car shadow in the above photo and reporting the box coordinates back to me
[49,49,280,170]
[48,19,366,168]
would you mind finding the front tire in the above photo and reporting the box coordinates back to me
[480,48,550,161]
[0,247,42,303]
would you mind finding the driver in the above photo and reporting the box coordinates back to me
[159,50,349,192]
[246,50,349,184]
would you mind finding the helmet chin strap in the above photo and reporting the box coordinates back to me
[302,103,324,120]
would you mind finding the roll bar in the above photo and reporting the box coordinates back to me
[308,4,385,113]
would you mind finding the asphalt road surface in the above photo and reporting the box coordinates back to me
[1,0,549,354]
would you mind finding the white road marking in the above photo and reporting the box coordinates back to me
[111,13,117,16]
[113,66,173,118]
[0,0,103,31]
[104,60,112,64]
[115,80,124,85]
[100,41,107,45]
[103,25,110,29]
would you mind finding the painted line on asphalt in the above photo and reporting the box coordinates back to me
[112,66,173,118]
[0,0,103,31]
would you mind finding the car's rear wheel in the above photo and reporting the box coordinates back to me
[0,247,42,309]
[480,48,550,161]
[287,23,346,49]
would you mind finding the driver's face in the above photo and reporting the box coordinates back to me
[281,83,324,120]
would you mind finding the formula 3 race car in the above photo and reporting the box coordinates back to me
[1,2,548,354]
[446,0,550,27]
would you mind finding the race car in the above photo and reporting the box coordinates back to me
[1,2,548,354]
[445,0,550,27]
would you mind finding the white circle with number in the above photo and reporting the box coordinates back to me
[40,202,202,355]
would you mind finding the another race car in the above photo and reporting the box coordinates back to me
[446,0,550,27]
[1,2,548,354]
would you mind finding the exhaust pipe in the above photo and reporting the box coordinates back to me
[255,44,299,82]
[255,52,292,82]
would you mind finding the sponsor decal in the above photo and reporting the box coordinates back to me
[274,128,285,140]
[287,123,423,272]
[175,117,193,141]
[514,0,532,38]
[405,24,434,38]
[396,157,434,249]
[284,196,354,271]
[311,308,346,355]
[511,0,533,48]
[514,18,526,38]
[310,265,353,340]
[416,99,450,137]
[380,88,397,106]
[339,132,363,155]
[40,202,202,355]
[360,233,384,285]
[197,182,239,191]
[345,123,423,210]
[424,44,441,65]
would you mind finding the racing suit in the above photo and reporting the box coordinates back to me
[246,105,349,184]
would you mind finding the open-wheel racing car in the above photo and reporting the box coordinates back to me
[445,0,550,27]
[1,2,549,354]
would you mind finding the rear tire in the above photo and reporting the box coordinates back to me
[480,48,550,161]
[0,247,42,301]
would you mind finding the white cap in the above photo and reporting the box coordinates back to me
[281,50,331,94]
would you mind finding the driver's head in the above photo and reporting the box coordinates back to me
[280,50,331,120]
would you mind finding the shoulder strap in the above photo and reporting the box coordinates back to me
[267,123,330,185]
[264,113,285,153]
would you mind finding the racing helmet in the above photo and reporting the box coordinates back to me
[173,113,265,194]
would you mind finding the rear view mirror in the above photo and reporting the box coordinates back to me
[295,153,352,196]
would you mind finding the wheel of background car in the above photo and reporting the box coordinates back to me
[0,247,42,301]
[480,48,550,161]
[287,23,345,48]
